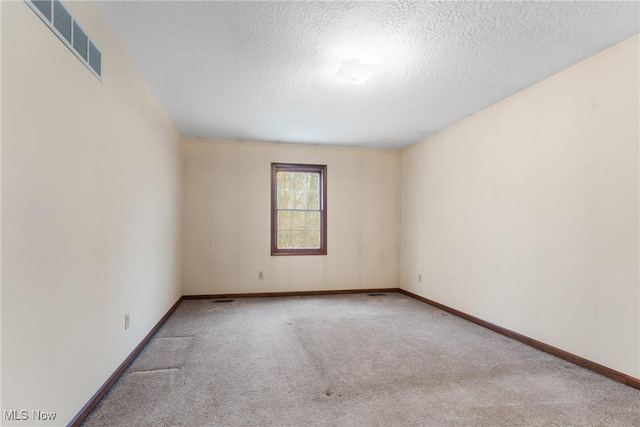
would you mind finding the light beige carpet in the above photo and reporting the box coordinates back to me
[83,293,640,426]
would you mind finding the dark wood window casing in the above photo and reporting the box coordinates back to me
[271,163,327,256]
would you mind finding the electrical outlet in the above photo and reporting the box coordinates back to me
[125,314,130,330]
[258,271,264,280]
[418,274,422,283]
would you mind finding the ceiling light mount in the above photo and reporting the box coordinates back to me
[334,59,378,84]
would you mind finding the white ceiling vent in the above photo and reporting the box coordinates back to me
[26,0,102,80]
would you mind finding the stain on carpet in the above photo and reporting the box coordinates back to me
[131,336,195,372]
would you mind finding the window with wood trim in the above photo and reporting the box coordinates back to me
[271,163,327,256]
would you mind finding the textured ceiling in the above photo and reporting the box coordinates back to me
[94,1,639,150]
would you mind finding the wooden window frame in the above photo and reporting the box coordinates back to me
[271,163,327,256]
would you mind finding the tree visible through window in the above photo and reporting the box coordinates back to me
[271,163,327,255]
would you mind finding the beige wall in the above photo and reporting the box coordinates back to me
[182,139,399,295]
[400,35,640,378]
[1,2,182,425]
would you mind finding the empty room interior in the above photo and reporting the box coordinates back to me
[2,0,640,425]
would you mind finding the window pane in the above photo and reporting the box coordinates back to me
[291,173,309,191]
[277,191,291,209]
[307,192,320,210]
[309,173,320,191]
[277,172,290,190]
[278,230,292,248]
[292,231,306,248]
[306,211,320,230]
[277,211,291,229]
[291,191,307,209]
[291,211,305,229]
[306,231,320,248]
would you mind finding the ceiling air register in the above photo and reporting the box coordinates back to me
[25,0,102,80]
